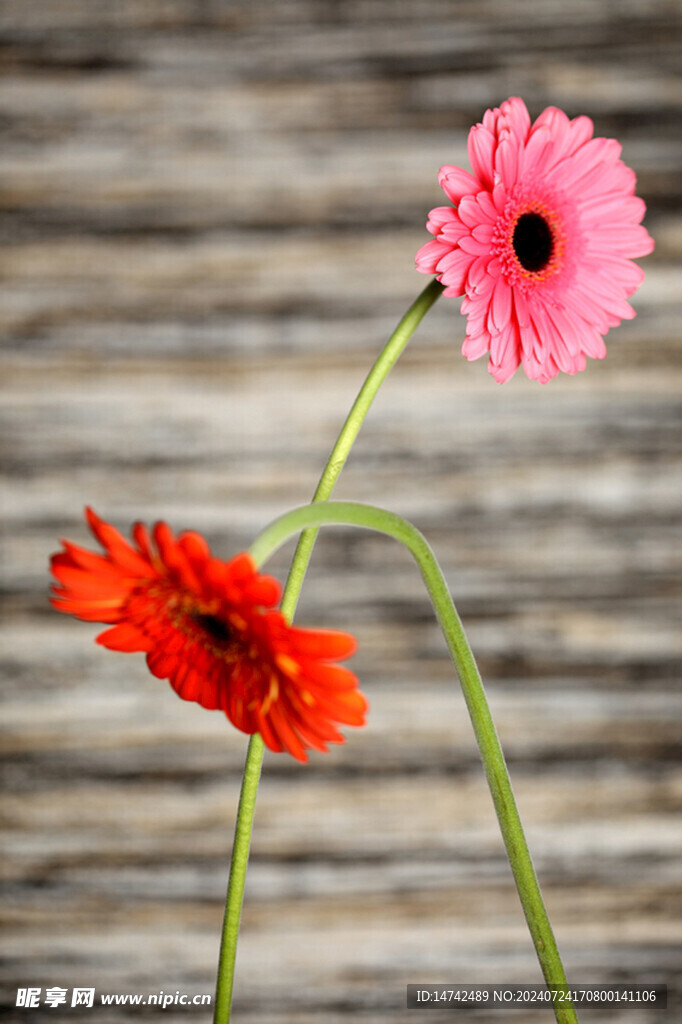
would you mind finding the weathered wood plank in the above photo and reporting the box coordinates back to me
[1,0,681,1021]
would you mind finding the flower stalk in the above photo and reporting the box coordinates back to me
[281,276,444,621]
[212,733,264,1024]
[213,278,443,1023]
[249,500,579,1024]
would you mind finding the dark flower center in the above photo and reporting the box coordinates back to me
[193,613,232,645]
[512,212,553,273]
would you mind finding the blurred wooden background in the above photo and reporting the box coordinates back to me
[1,1,681,1022]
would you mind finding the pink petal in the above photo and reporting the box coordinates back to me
[462,331,490,360]
[467,124,496,190]
[578,325,607,360]
[438,165,482,204]
[457,194,484,228]
[499,97,531,141]
[415,238,452,274]
[473,190,500,223]
[491,278,513,332]
[518,124,553,178]
[495,137,519,189]
[458,233,492,256]
[467,256,494,294]
[425,205,460,234]
[439,218,470,244]
[436,247,475,293]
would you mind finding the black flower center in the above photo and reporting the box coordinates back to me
[193,613,232,645]
[512,212,553,273]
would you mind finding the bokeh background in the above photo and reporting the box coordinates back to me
[1,2,681,1022]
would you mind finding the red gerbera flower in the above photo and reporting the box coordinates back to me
[416,97,654,383]
[50,508,367,762]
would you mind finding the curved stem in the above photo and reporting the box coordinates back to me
[249,500,579,1024]
[281,277,443,620]
[213,279,443,1023]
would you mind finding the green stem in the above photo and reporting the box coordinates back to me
[212,733,264,1024]
[282,277,443,621]
[213,279,444,1023]
[248,500,579,1024]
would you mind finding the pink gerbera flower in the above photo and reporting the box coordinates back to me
[416,97,654,383]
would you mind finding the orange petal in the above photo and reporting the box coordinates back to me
[241,574,281,608]
[287,626,357,660]
[85,508,152,574]
[97,623,149,652]
[265,701,308,762]
[298,660,361,692]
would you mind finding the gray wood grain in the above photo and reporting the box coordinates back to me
[1,1,681,1021]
